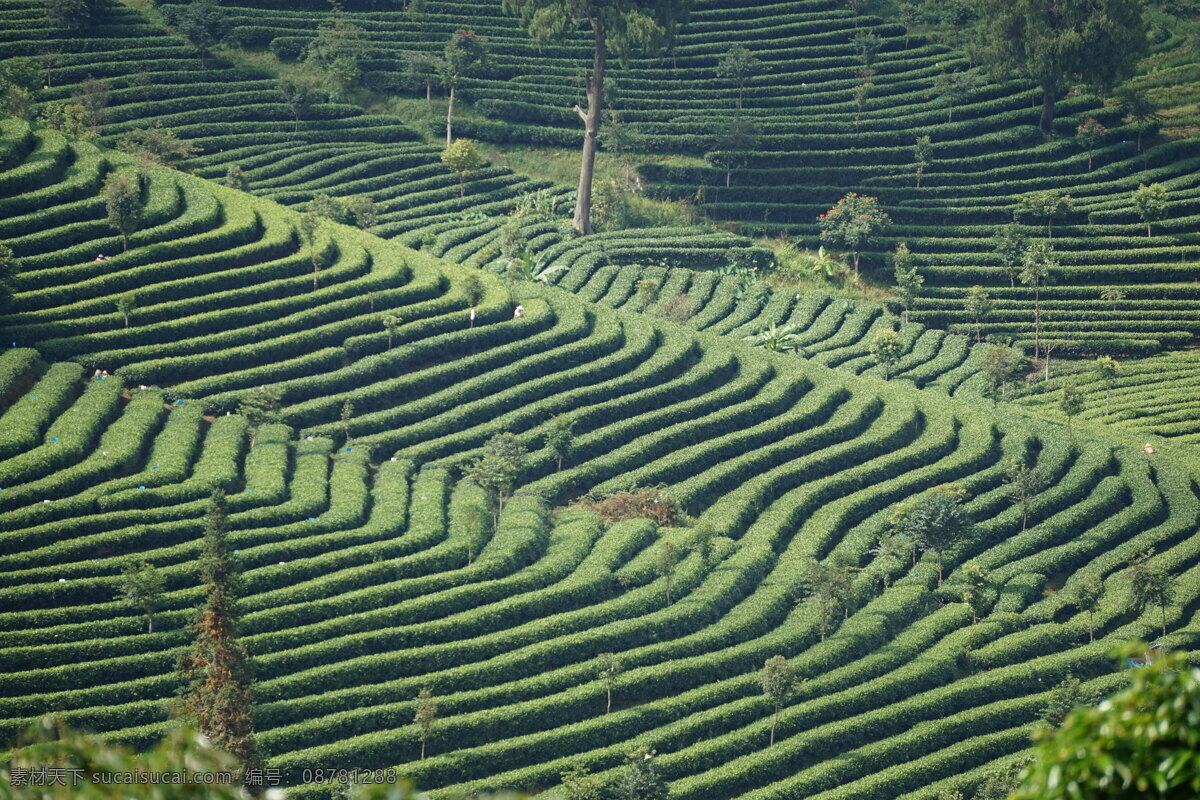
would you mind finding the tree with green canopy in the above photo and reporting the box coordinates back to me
[1069,571,1104,642]
[1076,118,1105,171]
[544,414,576,471]
[901,483,971,586]
[932,69,975,122]
[101,171,142,252]
[501,0,694,235]
[1018,190,1073,240]
[115,293,136,328]
[0,243,18,313]
[1125,549,1176,640]
[464,432,527,527]
[1060,383,1084,438]
[992,221,1027,287]
[716,43,761,110]
[1133,182,1168,238]
[963,285,993,342]
[760,655,799,746]
[595,652,622,714]
[116,560,164,633]
[818,192,890,276]
[870,327,904,380]
[413,688,438,760]
[441,29,487,145]
[1093,355,1120,415]
[891,242,922,324]
[1012,645,1200,798]
[976,0,1147,132]
[277,73,322,132]
[441,137,486,198]
[913,134,933,187]
[1006,459,1044,531]
[1020,239,1056,361]
[162,0,229,69]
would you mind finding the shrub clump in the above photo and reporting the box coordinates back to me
[569,487,684,527]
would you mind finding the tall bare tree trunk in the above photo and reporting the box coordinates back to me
[446,83,456,146]
[573,18,607,236]
[1040,87,1055,133]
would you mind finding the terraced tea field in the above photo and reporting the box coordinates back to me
[199,0,1200,356]
[1,106,1199,800]
[2,0,1200,795]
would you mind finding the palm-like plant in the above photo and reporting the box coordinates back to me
[745,322,804,353]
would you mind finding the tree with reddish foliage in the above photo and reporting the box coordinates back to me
[818,193,890,277]
[174,490,259,776]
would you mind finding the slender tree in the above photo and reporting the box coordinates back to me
[1018,190,1072,240]
[101,171,142,252]
[237,385,282,446]
[75,74,108,131]
[760,655,798,746]
[964,285,994,342]
[709,113,758,188]
[901,483,970,587]
[382,314,401,348]
[1020,239,1056,361]
[1100,287,1125,313]
[1075,118,1105,172]
[0,243,19,313]
[992,222,1028,288]
[656,538,678,606]
[892,242,923,324]
[1040,676,1084,729]
[1125,549,1176,640]
[1132,182,1168,238]
[979,346,1013,399]
[612,750,668,800]
[224,163,245,191]
[1006,459,1044,531]
[716,44,761,110]
[463,432,527,526]
[561,764,609,800]
[115,293,136,328]
[414,688,437,760]
[595,652,622,715]
[440,30,487,145]
[174,490,258,775]
[501,0,694,235]
[1060,383,1084,438]
[1070,572,1104,642]
[959,559,993,623]
[913,134,933,187]
[38,48,64,88]
[1117,86,1160,152]
[116,560,165,633]
[544,414,576,471]
[932,69,976,122]
[798,558,838,640]
[299,209,323,290]
[340,399,354,447]
[870,327,904,380]
[1093,355,1120,415]
[441,138,486,198]
[277,73,321,132]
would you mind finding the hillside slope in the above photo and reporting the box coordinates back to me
[199,0,1200,357]
[0,119,1199,800]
